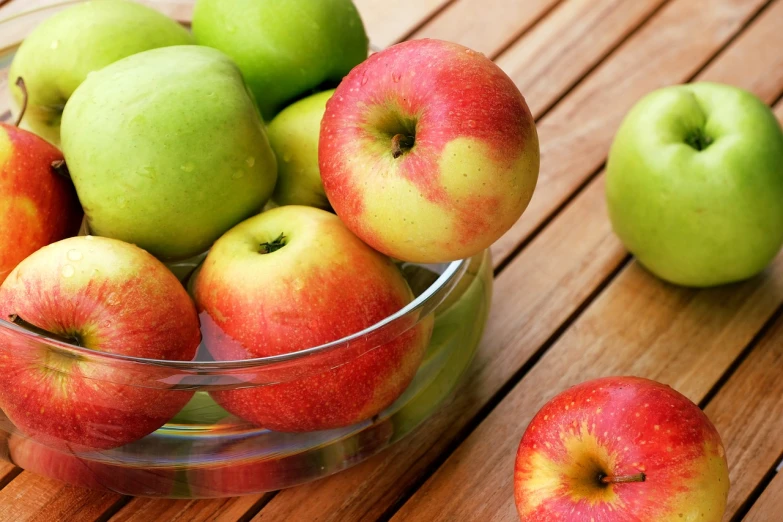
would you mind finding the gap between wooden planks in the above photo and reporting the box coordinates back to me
[254,0,782,520]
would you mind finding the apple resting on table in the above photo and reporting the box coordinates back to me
[267,89,334,210]
[192,0,368,121]
[514,376,729,522]
[319,38,540,264]
[193,206,433,432]
[60,45,277,261]
[606,82,783,287]
[8,0,193,146]
[0,236,201,450]
[0,121,81,284]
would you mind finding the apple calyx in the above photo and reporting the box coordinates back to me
[599,472,646,485]
[9,313,82,347]
[51,160,71,180]
[684,128,713,151]
[13,77,29,128]
[259,233,287,254]
[391,133,415,158]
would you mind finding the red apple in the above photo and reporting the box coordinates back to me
[0,236,201,450]
[7,435,176,496]
[193,205,433,432]
[514,376,729,521]
[0,122,82,284]
[319,38,540,264]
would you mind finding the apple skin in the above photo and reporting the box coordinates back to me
[267,89,334,209]
[8,0,193,146]
[61,45,278,261]
[514,376,729,522]
[0,123,81,284]
[0,236,201,450]
[7,435,176,496]
[606,82,783,287]
[192,0,368,121]
[319,38,540,264]
[193,205,433,432]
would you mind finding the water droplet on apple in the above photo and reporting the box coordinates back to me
[361,74,369,86]
[117,196,127,209]
[61,265,75,278]
[283,153,292,163]
[467,120,476,128]
[50,40,60,50]
[67,250,83,262]
[138,166,155,179]
[85,235,94,241]
[246,157,255,167]
[392,72,401,83]
[181,162,195,173]
[232,170,244,180]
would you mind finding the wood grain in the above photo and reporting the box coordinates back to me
[704,309,783,518]
[353,0,453,49]
[489,0,771,269]
[411,0,562,57]
[496,0,669,117]
[0,474,125,522]
[744,469,783,522]
[109,495,272,522]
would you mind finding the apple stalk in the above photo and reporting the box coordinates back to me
[599,472,646,484]
[8,313,82,347]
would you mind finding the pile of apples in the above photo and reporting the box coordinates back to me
[0,0,540,451]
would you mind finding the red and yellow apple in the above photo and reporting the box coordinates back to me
[0,236,201,450]
[319,38,540,263]
[8,435,176,496]
[514,376,729,521]
[0,122,82,284]
[193,205,433,432]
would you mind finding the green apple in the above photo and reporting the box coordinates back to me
[267,89,333,209]
[61,45,277,261]
[192,0,368,121]
[606,82,783,287]
[8,0,193,146]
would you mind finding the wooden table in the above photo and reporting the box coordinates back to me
[1,0,782,520]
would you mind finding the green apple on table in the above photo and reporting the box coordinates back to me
[192,0,369,121]
[267,89,334,209]
[606,82,783,287]
[60,45,277,261]
[8,0,193,146]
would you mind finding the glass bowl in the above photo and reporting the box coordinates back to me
[0,1,493,498]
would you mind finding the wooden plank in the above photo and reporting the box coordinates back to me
[108,495,271,522]
[411,0,562,57]
[489,0,772,268]
[389,12,783,516]
[353,0,453,49]
[703,310,783,517]
[744,468,783,522]
[495,0,669,117]
[254,0,777,519]
[0,474,124,522]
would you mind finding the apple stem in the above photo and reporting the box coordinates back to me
[600,472,646,485]
[51,160,71,180]
[8,314,81,347]
[391,133,414,158]
[259,233,287,254]
[13,77,29,128]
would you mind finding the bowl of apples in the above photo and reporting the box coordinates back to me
[0,0,537,497]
